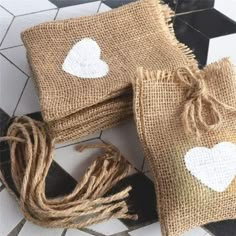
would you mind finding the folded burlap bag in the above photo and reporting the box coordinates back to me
[133,58,236,236]
[1,0,196,229]
[21,0,197,143]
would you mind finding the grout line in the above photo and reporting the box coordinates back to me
[0,5,15,16]
[0,44,24,51]
[0,16,15,48]
[202,227,215,236]
[61,229,67,236]
[0,52,29,76]
[7,218,26,236]
[97,0,103,13]
[14,7,58,18]
[140,157,145,171]
[99,130,102,138]
[53,8,60,20]
[175,8,212,16]
[12,77,30,117]
[55,137,101,149]
[81,228,106,236]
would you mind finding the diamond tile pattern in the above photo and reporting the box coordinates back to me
[0,0,56,15]
[0,6,13,46]
[0,9,58,49]
[1,45,31,75]
[0,0,236,235]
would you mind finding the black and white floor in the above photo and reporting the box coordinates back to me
[0,0,236,235]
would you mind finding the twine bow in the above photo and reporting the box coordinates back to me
[176,66,236,137]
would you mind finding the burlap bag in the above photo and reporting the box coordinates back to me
[133,58,236,236]
[21,0,197,143]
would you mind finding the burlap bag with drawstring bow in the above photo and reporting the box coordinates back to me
[133,58,236,236]
[21,0,197,143]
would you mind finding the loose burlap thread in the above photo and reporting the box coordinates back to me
[21,0,197,143]
[133,58,236,236]
[0,116,137,228]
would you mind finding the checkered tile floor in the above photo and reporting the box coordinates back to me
[0,0,236,235]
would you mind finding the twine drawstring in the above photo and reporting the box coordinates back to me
[0,116,137,229]
[176,66,236,136]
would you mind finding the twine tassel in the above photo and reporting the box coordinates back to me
[0,116,137,229]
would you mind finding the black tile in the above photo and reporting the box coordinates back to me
[103,0,137,9]
[174,17,209,66]
[176,0,214,13]
[49,0,99,8]
[46,162,77,198]
[26,111,43,122]
[204,220,236,236]
[0,108,10,137]
[106,173,158,228]
[179,9,236,38]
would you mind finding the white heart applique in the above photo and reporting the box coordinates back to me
[62,38,109,79]
[184,142,236,192]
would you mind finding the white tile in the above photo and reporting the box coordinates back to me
[0,189,24,236]
[0,55,28,115]
[0,9,57,49]
[101,120,144,170]
[18,221,63,236]
[1,46,30,75]
[130,222,162,236]
[88,219,128,235]
[215,0,236,22]
[14,78,40,116]
[183,227,207,236]
[0,0,56,16]
[98,3,111,13]
[207,34,236,65]
[54,139,103,181]
[0,6,13,45]
[56,1,100,20]
[66,229,91,236]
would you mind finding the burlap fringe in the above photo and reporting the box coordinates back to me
[0,116,137,228]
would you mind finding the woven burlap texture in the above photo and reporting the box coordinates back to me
[21,0,197,143]
[133,58,236,236]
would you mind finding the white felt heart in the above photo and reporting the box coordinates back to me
[62,38,109,79]
[184,142,236,192]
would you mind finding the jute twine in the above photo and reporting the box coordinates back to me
[0,116,137,228]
